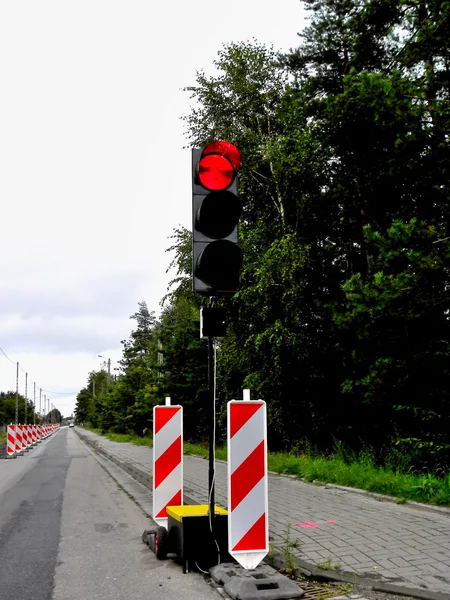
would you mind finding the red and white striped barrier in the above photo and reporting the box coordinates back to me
[227,391,268,569]
[153,398,183,528]
[22,424,31,450]
[15,425,25,455]
[6,424,16,458]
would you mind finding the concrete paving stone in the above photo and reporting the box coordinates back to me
[425,552,450,561]
[421,562,450,574]
[328,539,354,548]
[335,555,370,566]
[361,535,391,546]
[353,544,386,554]
[407,558,441,567]
[400,547,431,557]
[394,566,431,576]
[355,543,386,552]
[370,559,398,569]
[390,557,414,568]
[353,561,381,570]
[299,551,324,561]
[299,544,326,552]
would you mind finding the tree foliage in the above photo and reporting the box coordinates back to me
[0,391,41,425]
[76,1,449,470]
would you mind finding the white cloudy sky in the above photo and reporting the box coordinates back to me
[0,1,306,418]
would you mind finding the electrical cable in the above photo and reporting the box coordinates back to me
[194,561,210,574]
[0,346,74,413]
[40,389,78,395]
[0,346,16,364]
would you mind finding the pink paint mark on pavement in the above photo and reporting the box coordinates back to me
[292,521,318,528]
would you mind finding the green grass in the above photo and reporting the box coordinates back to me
[267,450,450,506]
[184,442,227,461]
[89,428,153,448]
[82,427,450,506]
[0,432,6,444]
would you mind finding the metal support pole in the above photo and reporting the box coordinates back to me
[15,362,19,426]
[24,372,28,425]
[39,388,42,421]
[34,382,36,425]
[208,334,215,527]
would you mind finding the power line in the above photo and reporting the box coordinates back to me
[0,346,16,364]
[40,389,78,395]
[0,346,76,408]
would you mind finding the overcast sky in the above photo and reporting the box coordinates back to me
[0,1,306,418]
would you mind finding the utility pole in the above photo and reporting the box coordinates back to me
[24,372,28,425]
[15,362,19,426]
[33,382,36,425]
[39,388,42,422]
[158,339,163,379]
[98,355,112,387]
[44,395,47,422]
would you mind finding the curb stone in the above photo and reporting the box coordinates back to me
[270,555,450,600]
[76,429,450,600]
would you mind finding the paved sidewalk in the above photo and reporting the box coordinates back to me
[76,428,450,599]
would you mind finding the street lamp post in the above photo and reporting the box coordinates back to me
[98,355,111,380]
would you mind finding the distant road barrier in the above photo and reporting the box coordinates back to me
[2,423,60,459]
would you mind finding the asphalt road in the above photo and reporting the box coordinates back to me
[0,428,222,600]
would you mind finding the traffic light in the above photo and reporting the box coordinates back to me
[192,141,242,295]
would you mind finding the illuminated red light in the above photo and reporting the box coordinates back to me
[198,154,234,190]
[198,141,241,190]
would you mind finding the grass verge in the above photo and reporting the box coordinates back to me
[82,428,450,506]
[89,428,153,448]
[268,451,450,506]
[0,432,6,444]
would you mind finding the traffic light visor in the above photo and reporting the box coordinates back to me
[202,141,241,171]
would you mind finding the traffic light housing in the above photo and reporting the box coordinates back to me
[192,141,242,296]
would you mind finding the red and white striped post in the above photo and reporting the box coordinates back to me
[227,390,269,569]
[6,424,16,458]
[152,398,183,529]
[15,425,25,456]
[22,425,31,450]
